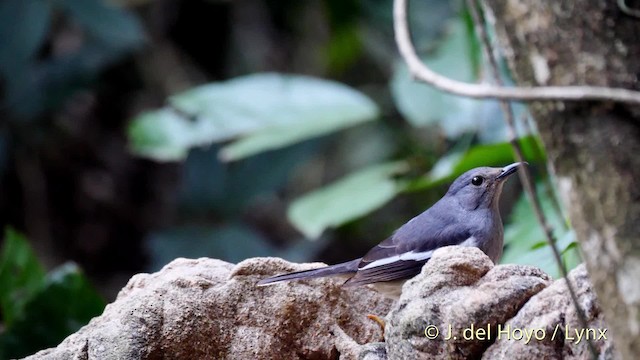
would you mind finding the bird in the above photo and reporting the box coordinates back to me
[257,162,525,299]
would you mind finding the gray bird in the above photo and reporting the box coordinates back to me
[257,162,524,298]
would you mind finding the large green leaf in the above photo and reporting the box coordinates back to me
[288,162,408,239]
[219,109,369,161]
[128,73,379,161]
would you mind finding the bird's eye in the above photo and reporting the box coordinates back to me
[471,176,484,186]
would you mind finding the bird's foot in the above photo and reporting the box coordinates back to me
[366,314,386,341]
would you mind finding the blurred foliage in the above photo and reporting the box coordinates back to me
[129,73,379,161]
[289,161,408,239]
[406,135,546,191]
[391,19,481,134]
[123,0,578,276]
[503,188,582,278]
[0,0,144,118]
[0,228,105,359]
[0,0,582,356]
[126,1,578,279]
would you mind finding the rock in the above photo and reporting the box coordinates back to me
[385,246,552,360]
[23,257,393,360]
[332,326,386,360]
[483,264,614,360]
[357,342,387,360]
[22,248,614,359]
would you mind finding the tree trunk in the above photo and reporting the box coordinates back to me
[481,0,640,358]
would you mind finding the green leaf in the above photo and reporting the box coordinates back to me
[288,162,408,239]
[128,73,379,162]
[128,108,195,161]
[501,186,581,278]
[0,227,46,327]
[219,108,370,161]
[561,242,582,272]
[0,262,106,359]
[407,135,547,191]
[390,19,482,136]
[0,229,105,358]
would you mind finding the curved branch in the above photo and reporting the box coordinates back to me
[618,0,640,18]
[393,0,640,105]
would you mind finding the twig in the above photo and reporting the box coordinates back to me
[393,0,640,105]
[518,112,567,227]
[465,0,598,358]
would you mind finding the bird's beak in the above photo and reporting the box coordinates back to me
[496,162,527,180]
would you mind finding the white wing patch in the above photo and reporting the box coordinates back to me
[360,236,477,271]
[459,236,478,247]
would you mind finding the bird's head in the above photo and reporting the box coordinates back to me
[445,162,526,211]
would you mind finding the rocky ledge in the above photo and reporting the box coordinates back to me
[24,246,612,359]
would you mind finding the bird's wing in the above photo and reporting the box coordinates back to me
[343,216,473,287]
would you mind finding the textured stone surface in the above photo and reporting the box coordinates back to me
[22,247,613,359]
[383,247,613,359]
[385,246,552,360]
[24,257,393,360]
[357,342,387,360]
[483,264,614,360]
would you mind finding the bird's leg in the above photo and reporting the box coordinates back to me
[366,314,386,340]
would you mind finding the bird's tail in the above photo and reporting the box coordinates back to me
[256,258,361,286]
